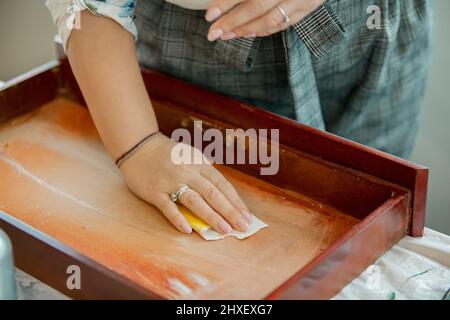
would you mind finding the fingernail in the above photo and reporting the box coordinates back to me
[218,220,232,234]
[180,222,192,234]
[236,219,249,232]
[221,31,236,41]
[208,29,223,41]
[245,33,257,38]
[205,8,222,22]
[241,210,253,223]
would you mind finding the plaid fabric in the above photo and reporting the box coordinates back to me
[213,37,260,72]
[44,0,431,158]
[292,3,346,59]
[135,0,432,158]
[47,0,432,157]
[212,3,346,69]
[135,1,296,118]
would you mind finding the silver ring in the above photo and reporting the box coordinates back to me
[276,6,290,24]
[170,184,190,203]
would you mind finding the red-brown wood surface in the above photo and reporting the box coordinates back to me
[267,194,409,299]
[0,61,59,123]
[58,58,426,235]
[0,212,160,300]
[0,60,427,299]
[138,70,427,237]
[58,57,427,236]
[0,98,372,299]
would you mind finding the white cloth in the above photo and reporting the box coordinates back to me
[334,228,450,300]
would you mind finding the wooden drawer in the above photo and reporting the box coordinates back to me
[0,59,428,299]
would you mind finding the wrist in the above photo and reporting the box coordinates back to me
[115,131,167,168]
[116,132,171,170]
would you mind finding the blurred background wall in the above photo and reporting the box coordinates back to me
[410,0,450,235]
[1,0,449,234]
[0,0,57,80]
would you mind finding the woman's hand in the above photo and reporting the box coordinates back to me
[67,11,252,235]
[120,133,253,234]
[205,0,325,41]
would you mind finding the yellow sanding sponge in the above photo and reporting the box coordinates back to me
[177,205,268,241]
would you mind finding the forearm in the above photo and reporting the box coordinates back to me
[67,10,158,159]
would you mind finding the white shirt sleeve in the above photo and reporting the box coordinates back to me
[45,0,138,52]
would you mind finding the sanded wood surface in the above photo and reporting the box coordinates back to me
[0,98,359,299]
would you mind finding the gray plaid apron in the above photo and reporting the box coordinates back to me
[135,0,432,158]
